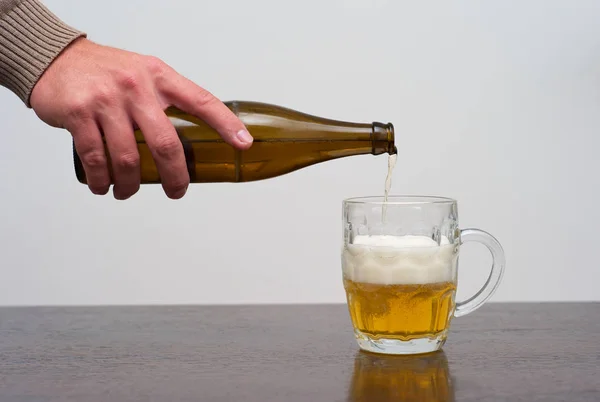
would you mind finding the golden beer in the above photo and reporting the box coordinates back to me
[342,234,458,345]
[343,280,456,340]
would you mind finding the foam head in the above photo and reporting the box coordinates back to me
[342,235,458,285]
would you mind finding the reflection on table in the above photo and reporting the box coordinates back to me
[347,350,454,402]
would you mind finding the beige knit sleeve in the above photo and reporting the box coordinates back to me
[0,0,86,106]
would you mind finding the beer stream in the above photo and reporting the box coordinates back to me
[382,153,397,221]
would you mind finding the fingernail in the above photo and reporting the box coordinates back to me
[236,129,253,144]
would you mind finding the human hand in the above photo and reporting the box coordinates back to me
[30,38,253,200]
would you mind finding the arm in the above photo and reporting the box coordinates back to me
[0,0,253,200]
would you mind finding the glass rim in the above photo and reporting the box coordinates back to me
[343,195,456,205]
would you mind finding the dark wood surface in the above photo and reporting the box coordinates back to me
[0,303,598,402]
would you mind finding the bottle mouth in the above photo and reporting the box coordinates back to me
[372,122,396,155]
[387,122,397,155]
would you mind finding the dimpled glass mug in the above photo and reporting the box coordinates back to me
[342,196,505,355]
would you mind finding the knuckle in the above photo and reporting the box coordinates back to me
[66,89,117,116]
[145,56,167,76]
[116,70,141,91]
[93,87,117,108]
[115,152,140,171]
[154,135,181,159]
[80,149,107,169]
[65,98,91,121]
[193,90,217,108]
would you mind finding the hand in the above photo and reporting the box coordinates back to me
[30,38,253,200]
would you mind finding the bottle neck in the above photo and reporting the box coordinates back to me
[371,122,396,155]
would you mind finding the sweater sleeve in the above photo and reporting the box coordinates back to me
[0,0,86,106]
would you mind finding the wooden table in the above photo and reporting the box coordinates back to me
[0,303,598,401]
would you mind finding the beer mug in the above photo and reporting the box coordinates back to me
[342,196,505,355]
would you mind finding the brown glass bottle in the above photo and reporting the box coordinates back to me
[73,101,396,184]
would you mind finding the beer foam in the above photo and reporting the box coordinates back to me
[342,235,457,285]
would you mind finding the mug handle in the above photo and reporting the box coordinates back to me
[454,228,506,318]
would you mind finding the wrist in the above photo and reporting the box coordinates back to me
[0,0,86,106]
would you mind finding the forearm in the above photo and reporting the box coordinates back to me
[0,0,85,106]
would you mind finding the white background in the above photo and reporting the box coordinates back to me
[1,0,599,306]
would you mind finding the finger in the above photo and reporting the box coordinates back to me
[97,109,141,200]
[129,102,189,199]
[158,72,253,150]
[69,120,111,195]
